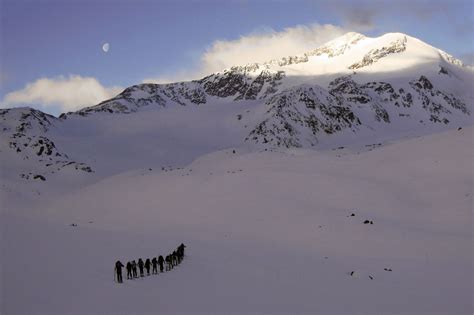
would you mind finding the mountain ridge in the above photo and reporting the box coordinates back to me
[1,31,472,182]
[65,31,471,116]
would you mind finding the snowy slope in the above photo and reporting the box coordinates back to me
[66,32,473,149]
[1,32,474,314]
[2,127,473,314]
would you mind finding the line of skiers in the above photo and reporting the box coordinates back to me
[114,243,186,283]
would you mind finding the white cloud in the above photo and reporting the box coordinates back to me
[144,23,349,83]
[1,75,123,114]
[202,24,348,72]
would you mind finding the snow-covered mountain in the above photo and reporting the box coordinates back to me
[1,32,473,181]
[2,32,473,315]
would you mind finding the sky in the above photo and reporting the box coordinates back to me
[1,0,473,116]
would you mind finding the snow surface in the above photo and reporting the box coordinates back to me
[2,126,473,315]
[1,31,473,315]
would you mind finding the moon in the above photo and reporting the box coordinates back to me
[102,42,110,53]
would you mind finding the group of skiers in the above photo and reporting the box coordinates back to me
[114,243,186,283]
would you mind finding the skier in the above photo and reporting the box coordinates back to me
[158,255,164,272]
[152,257,158,274]
[165,255,172,271]
[138,258,145,277]
[172,251,178,266]
[145,258,151,276]
[126,261,133,280]
[177,243,186,262]
[132,260,138,278]
[115,260,124,283]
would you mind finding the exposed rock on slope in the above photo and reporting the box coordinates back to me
[1,108,92,178]
[246,85,360,147]
[349,36,407,69]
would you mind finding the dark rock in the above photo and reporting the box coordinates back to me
[438,66,449,75]
[33,175,46,181]
[349,36,407,69]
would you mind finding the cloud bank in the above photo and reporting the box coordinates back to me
[144,23,348,83]
[1,75,123,114]
[201,24,347,73]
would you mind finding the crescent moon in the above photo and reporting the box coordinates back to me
[102,43,110,53]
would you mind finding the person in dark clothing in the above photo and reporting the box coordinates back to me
[138,258,145,277]
[172,251,178,266]
[158,255,164,272]
[165,255,172,271]
[151,257,158,274]
[177,243,186,262]
[145,258,151,276]
[170,253,174,267]
[126,261,133,280]
[115,260,124,283]
[132,260,138,278]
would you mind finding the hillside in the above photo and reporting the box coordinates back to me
[2,126,472,314]
[1,31,473,315]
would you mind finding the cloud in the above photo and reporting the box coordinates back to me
[144,23,349,83]
[1,75,123,114]
[202,24,348,73]
[336,5,378,30]
[332,0,463,30]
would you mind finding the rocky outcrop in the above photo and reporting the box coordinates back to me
[0,108,93,177]
[349,36,407,69]
[246,85,361,147]
[329,76,390,123]
[199,67,285,100]
[409,76,469,123]
[71,82,207,116]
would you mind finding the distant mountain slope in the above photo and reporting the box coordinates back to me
[0,108,92,180]
[1,32,473,180]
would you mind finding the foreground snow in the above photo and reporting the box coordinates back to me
[2,127,472,315]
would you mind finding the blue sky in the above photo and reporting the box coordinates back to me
[1,0,473,115]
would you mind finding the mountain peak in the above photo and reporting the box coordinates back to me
[211,31,470,81]
[326,31,367,45]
